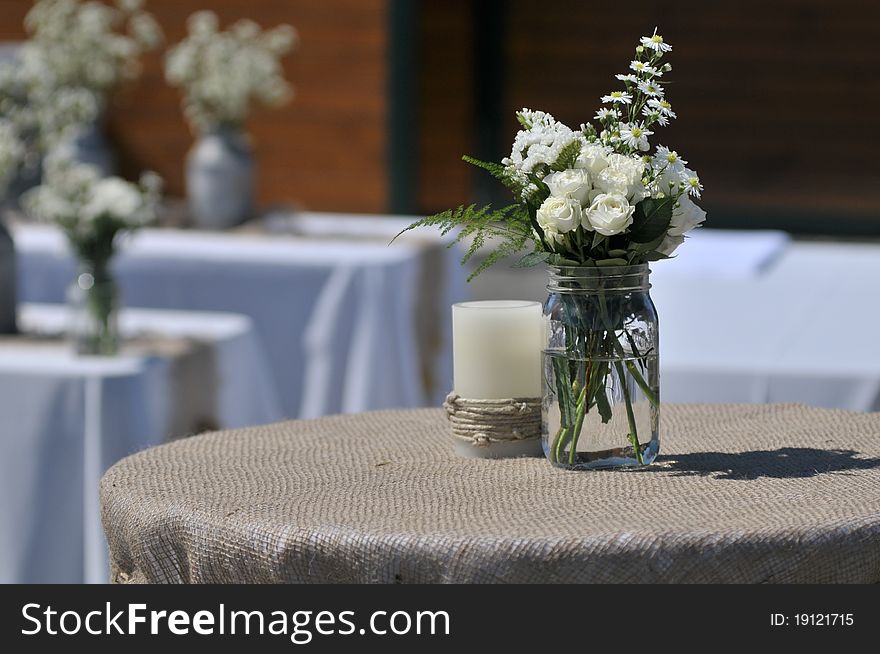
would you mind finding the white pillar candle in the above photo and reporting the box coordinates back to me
[451,300,544,458]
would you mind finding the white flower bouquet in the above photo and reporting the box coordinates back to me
[23,155,161,354]
[165,11,297,133]
[0,61,99,181]
[21,0,163,101]
[405,29,704,274]
[403,30,705,468]
[24,154,161,263]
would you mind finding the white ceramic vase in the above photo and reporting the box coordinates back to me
[186,127,254,229]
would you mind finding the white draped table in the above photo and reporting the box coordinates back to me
[0,304,283,583]
[470,230,880,412]
[651,239,880,411]
[13,213,466,418]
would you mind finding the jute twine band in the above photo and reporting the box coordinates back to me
[101,404,880,584]
[443,392,542,446]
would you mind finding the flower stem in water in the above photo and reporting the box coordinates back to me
[614,360,643,464]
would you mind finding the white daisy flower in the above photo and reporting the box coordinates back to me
[656,145,687,167]
[637,80,664,97]
[640,30,672,53]
[595,107,619,121]
[686,175,703,198]
[601,90,632,105]
[647,98,676,118]
[630,60,647,73]
[615,73,639,84]
[619,122,653,151]
[641,106,668,126]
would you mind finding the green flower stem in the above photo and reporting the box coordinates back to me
[552,427,569,464]
[614,360,643,464]
[567,384,588,465]
[625,359,658,406]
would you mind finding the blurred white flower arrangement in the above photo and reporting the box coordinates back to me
[0,63,98,178]
[0,120,24,195]
[23,152,162,354]
[21,0,163,103]
[165,11,298,133]
[0,0,162,187]
[23,154,162,262]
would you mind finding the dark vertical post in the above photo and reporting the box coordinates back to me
[388,0,418,214]
[472,0,508,205]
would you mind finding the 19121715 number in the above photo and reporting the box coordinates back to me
[795,614,854,626]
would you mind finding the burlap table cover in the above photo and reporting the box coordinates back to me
[100,404,880,584]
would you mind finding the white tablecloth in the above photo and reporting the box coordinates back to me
[469,229,880,412]
[652,239,880,411]
[0,304,283,583]
[13,213,466,418]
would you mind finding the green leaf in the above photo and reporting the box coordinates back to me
[595,257,629,266]
[629,197,673,243]
[595,385,613,424]
[591,231,606,249]
[607,249,629,257]
[513,251,551,268]
[548,254,581,267]
[643,250,672,261]
[553,357,577,427]
[628,233,666,253]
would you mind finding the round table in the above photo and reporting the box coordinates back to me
[100,404,880,583]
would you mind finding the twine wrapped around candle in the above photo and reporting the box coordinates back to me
[443,392,542,447]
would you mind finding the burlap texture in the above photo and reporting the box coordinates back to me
[101,404,880,584]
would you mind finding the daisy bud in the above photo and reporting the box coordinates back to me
[635,45,645,55]
[663,63,672,72]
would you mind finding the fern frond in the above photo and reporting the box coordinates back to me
[461,155,524,195]
[550,138,583,172]
[394,203,534,281]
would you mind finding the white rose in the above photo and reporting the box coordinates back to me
[668,196,706,236]
[585,193,635,236]
[594,153,646,202]
[83,177,143,221]
[542,168,591,205]
[536,196,582,237]
[574,142,610,176]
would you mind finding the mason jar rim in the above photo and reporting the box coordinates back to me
[548,263,650,275]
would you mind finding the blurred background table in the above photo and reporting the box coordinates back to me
[0,303,282,583]
[469,230,880,412]
[13,212,466,418]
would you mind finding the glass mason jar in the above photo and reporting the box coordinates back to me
[542,265,659,469]
[67,261,120,356]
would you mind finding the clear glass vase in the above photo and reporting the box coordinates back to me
[542,265,659,470]
[67,261,120,356]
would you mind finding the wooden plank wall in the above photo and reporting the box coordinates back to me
[417,0,880,231]
[3,1,878,227]
[0,0,390,213]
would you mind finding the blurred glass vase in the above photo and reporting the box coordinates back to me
[67,261,119,356]
[542,265,660,470]
[0,219,17,334]
[186,127,254,229]
[54,118,116,177]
